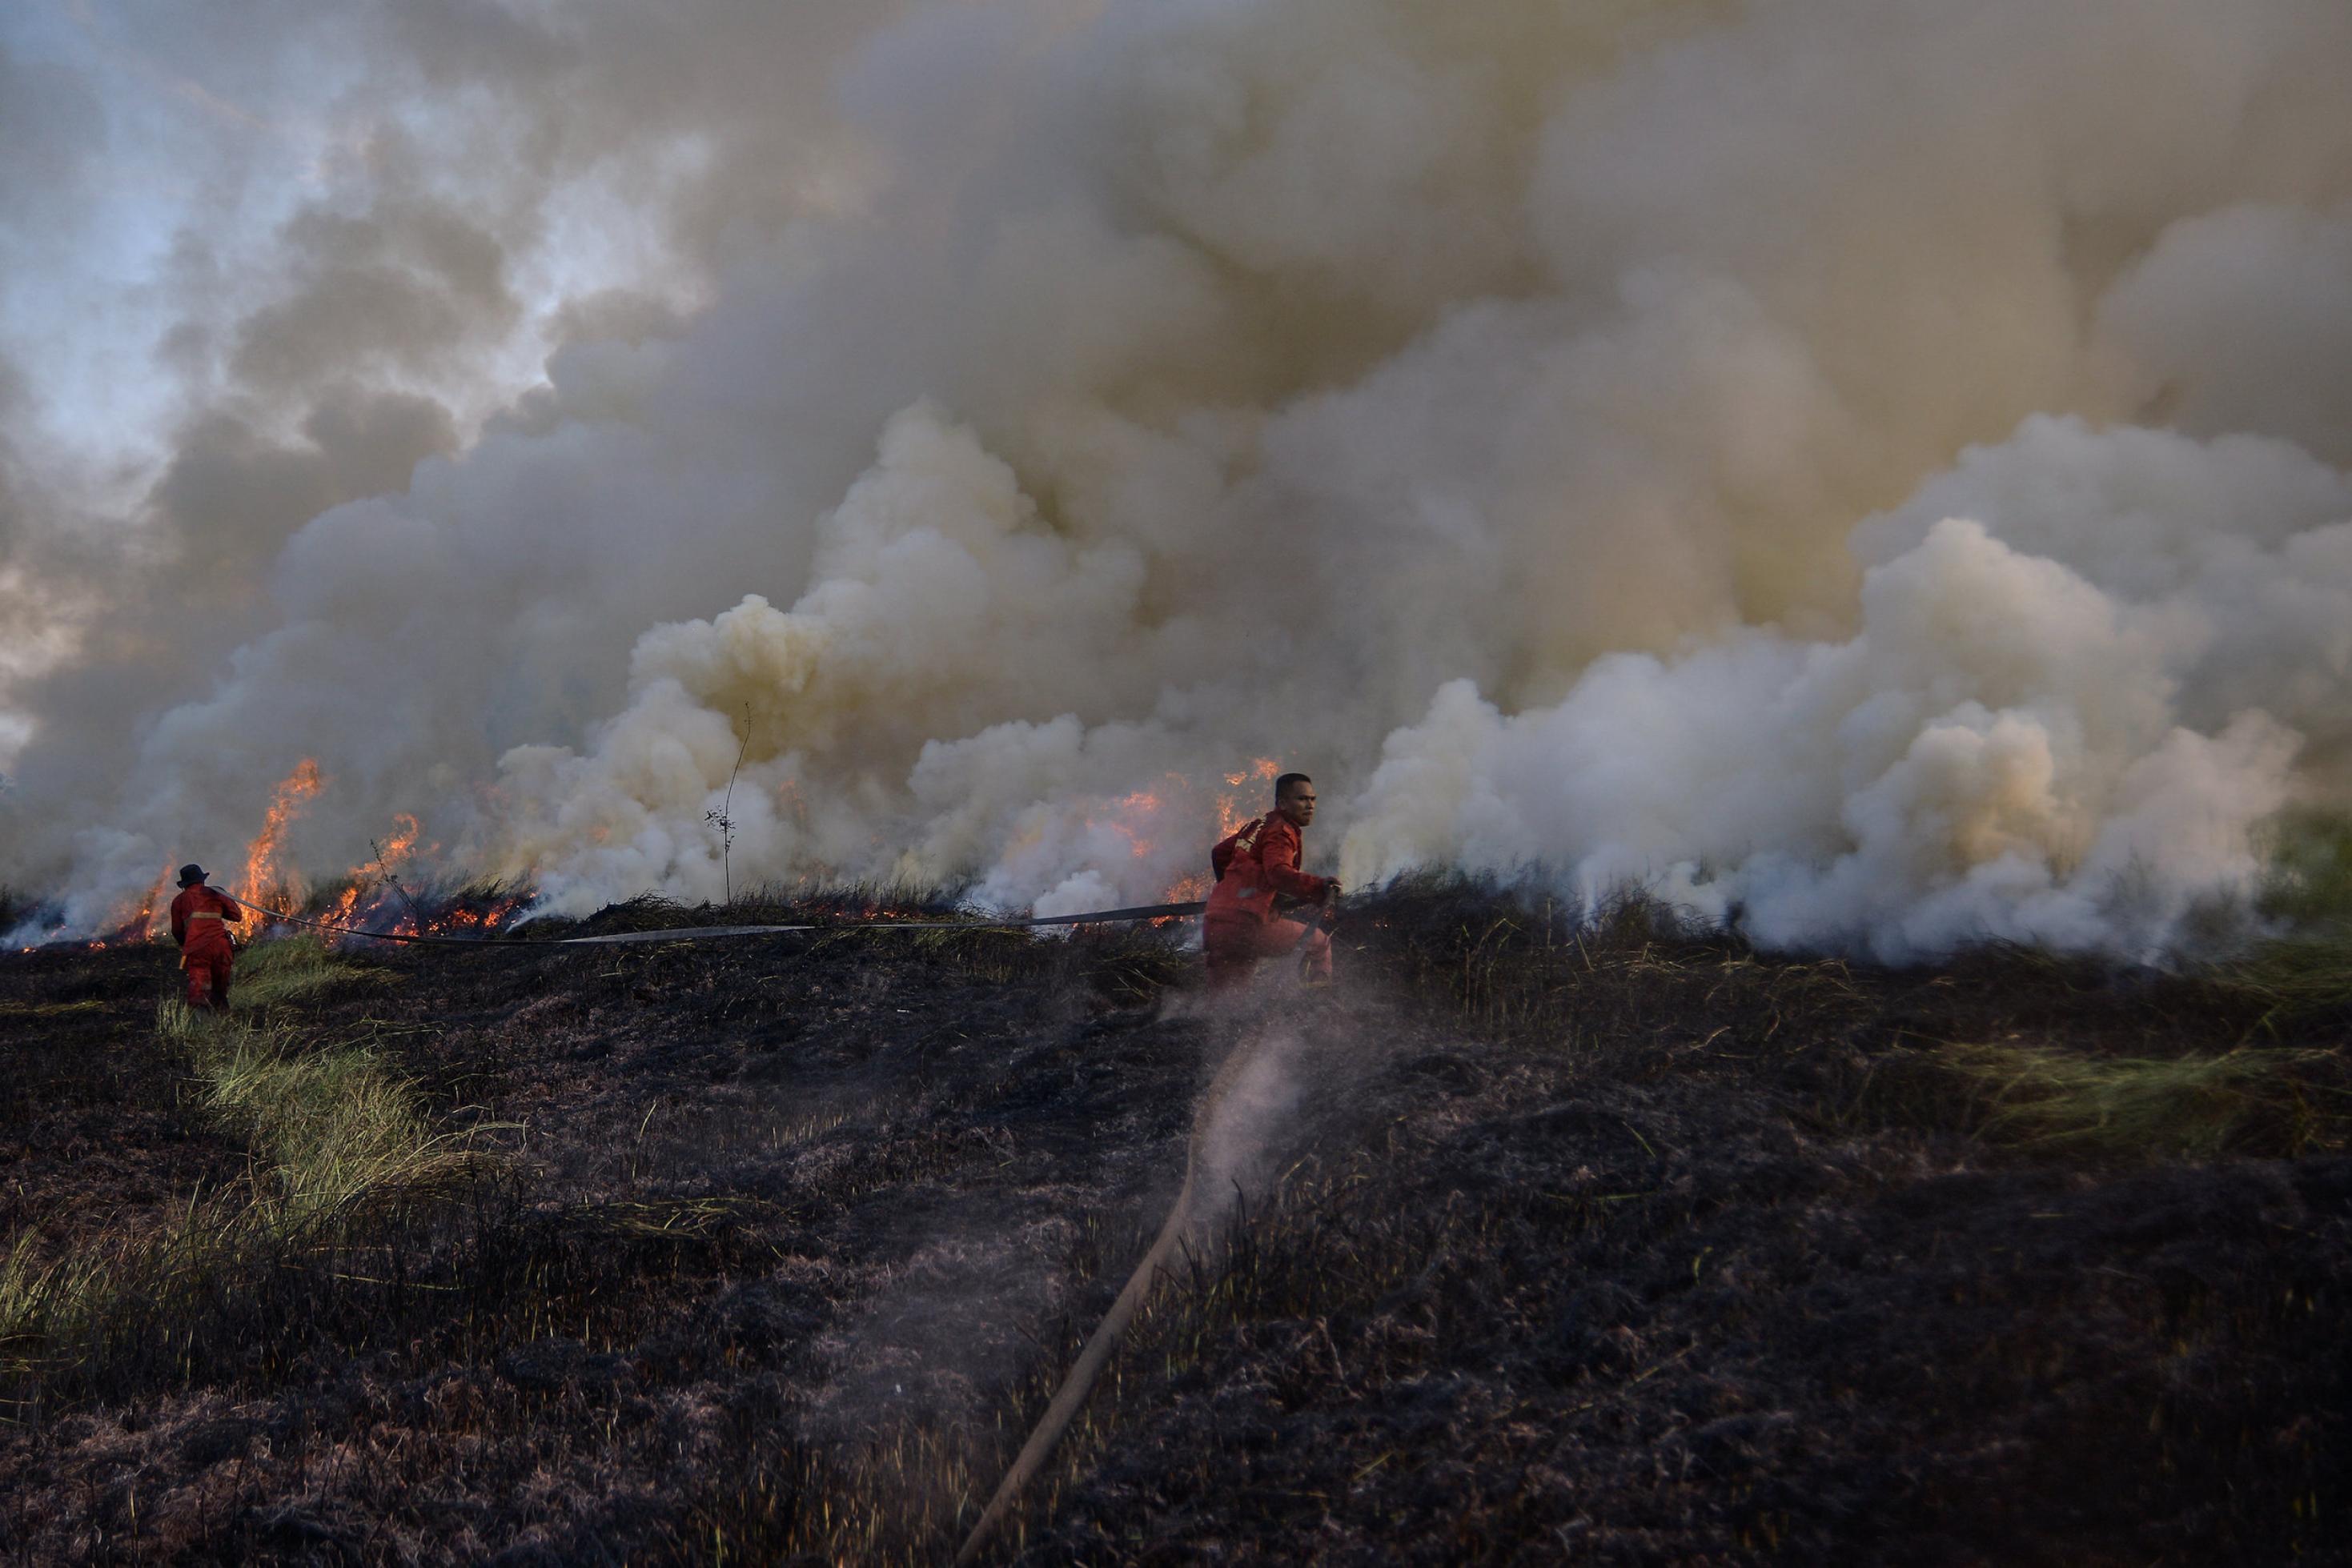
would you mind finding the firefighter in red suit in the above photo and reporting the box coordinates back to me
[168,864,242,1011]
[1204,772,1339,990]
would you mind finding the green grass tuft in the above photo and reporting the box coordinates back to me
[187,1021,489,1228]
[0,1232,111,1363]
[228,935,384,1009]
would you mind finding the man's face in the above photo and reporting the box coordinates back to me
[1278,782,1317,828]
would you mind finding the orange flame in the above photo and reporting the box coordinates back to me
[1164,870,1212,903]
[402,896,529,936]
[777,777,809,830]
[378,812,424,865]
[101,865,174,944]
[1110,789,1164,860]
[284,809,532,943]
[1221,757,1280,790]
[236,759,324,920]
[323,813,531,938]
[1212,757,1280,839]
[321,812,426,934]
[1162,759,1282,904]
[1032,759,1293,908]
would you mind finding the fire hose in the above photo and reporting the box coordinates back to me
[957,1021,1281,1566]
[219,893,1210,946]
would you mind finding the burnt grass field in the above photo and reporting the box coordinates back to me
[3,880,2350,1564]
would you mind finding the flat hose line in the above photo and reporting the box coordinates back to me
[215,893,1208,947]
[957,1022,1282,1565]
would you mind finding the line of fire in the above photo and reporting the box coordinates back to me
[24,754,1298,954]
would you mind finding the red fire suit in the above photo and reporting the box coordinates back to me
[1203,812,1334,989]
[170,884,241,1010]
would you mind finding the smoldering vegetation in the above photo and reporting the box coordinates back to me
[1,882,2348,1563]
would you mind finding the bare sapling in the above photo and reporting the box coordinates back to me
[705,704,753,908]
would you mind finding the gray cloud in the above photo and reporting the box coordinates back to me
[0,354,27,559]
[229,198,520,396]
[0,41,106,235]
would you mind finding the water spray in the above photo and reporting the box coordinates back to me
[957,1019,1296,1564]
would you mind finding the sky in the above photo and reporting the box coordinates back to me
[0,0,704,507]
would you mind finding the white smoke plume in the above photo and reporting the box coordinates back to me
[5,0,2352,956]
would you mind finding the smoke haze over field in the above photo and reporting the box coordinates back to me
[5,0,2352,956]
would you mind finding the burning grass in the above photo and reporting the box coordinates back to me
[299,875,534,942]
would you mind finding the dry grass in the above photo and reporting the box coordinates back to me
[1949,1041,2350,1161]
[223,932,387,1009]
[188,1021,489,1227]
[2185,808,2352,1024]
[0,1231,113,1369]
[0,999,106,1019]
[2214,934,2352,1025]
[0,1189,256,1404]
[679,1425,999,1566]
[893,920,1191,1001]
[158,943,486,1225]
[1361,872,1876,1060]
[2257,808,2352,930]
[2,948,492,1400]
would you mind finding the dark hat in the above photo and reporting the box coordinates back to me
[177,864,208,888]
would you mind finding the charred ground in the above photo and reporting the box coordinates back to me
[2,883,2349,1564]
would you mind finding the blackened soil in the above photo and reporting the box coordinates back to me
[0,894,2347,1566]
[1040,1018,2352,1566]
[0,954,247,1274]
